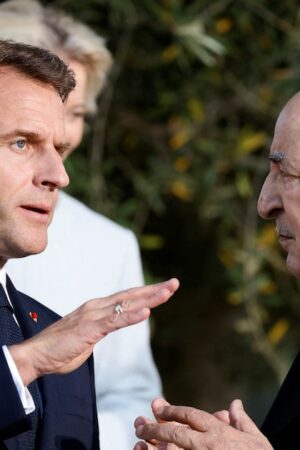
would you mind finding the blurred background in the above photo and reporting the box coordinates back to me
[42,0,300,425]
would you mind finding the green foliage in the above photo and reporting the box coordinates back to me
[50,0,300,416]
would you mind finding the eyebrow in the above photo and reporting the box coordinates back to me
[55,142,71,154]
[269,152,285,163]
[0,129,71,154]
[0,129,43,142]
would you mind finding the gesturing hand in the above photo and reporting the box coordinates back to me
[9,279,179,385]
[134,397,273,450]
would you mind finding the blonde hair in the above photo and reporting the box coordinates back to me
[0,0,113,113]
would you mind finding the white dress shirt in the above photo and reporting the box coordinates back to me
[7,191,162,450]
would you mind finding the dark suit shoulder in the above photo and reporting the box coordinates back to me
[262,351,300,450]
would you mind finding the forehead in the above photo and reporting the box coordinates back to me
[271,93,300,168]
[0,68,65,137]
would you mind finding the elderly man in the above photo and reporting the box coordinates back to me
[133,91,300,450]
[0,39,179,449]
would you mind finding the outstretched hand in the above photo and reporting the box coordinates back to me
[9,279,179,385]
[134,397,273,450]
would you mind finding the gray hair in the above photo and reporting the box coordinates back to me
[0,0,113,113]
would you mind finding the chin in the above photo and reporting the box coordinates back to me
[26,240,48,256]
[286,255,300,279]
[12,235,48,258]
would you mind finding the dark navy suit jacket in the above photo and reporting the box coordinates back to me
[261,351,300,450]
[0,277,99,450]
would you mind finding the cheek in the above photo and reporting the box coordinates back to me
[285,198,300,228]
[65,118,84,152]
[0,157,26,199]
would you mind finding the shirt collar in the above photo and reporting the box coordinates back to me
[0,266,6,288]
[0,266,14,309]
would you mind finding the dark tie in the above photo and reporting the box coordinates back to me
[0,283,40,449]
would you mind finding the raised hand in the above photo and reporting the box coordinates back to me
[9,279,179,385]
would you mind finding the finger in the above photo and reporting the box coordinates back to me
[152,398,171,423]
[213,409,230,424]
[124,286,177,313]
[152,398,171,410]
[97,307,151,335]
[135,416,154,429]
[135,416,186,449]
[134,441,150,450]
[95,286,177,333]
[135,417,161,446]
[134,441,151,450]
[229,399,260,434]
[134,441,167,450]
[99,278,179,309]
[136,422,203,450]
[153,405,216,432]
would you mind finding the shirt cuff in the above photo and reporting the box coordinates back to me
[2,345,35,414]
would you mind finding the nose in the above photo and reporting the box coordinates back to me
[33,147,69,191]
[257,173,282,220]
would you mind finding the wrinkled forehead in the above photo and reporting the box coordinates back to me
[0,66,64,101]
[273,95,300,148]
[270,93,300,170]
[276,92,300,130]
[0,68,66,138]
[0,68,62,108]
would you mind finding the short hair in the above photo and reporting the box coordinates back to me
[0,0,113,113]
[0,40,75,102]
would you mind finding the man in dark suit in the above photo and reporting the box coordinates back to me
[132,94,300,450]
[0,40,179,449]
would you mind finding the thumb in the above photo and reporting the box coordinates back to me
[229,399,260,434]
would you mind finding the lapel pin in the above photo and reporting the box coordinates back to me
[29,312,38,322]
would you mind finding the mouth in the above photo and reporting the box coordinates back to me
[275,222,295,251]
[278,230,293,238]
[278,234,293,244]
[22,205,49,213]
[276,224,294,239]
[277,232,295,252]
[19,204,52,224]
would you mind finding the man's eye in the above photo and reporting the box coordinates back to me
[280,169,299,179]
[14,139,26,150]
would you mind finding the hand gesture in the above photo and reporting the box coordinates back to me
[134,397,273,450]
[10,279,179,385]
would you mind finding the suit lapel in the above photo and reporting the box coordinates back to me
[6,276,62,449]
[6,276,48,339]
